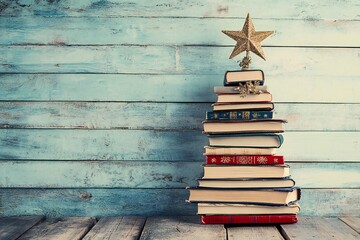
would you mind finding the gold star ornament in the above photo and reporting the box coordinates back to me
[222,13,273,69]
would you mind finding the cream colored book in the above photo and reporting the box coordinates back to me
[198,178,295,188]
[214,85,268,94]
[217,92,272,103]
[213,102,274,111]
[204,146,277,155]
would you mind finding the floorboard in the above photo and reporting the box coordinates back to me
[339,217,360,234]
[227,226,284,240]
[0,216,44,240]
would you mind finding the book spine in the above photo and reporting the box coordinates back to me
[201,214,298,224]
[206,111,273,120]
[205,155,284,165]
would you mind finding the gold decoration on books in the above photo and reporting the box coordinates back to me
[222,13,273,69]
[234,80,262,97]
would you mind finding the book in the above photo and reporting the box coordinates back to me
[198,203,300,215]
[204,146,277,155]
[208,134,283,148]
[205,155,284,164]
[224,70,264,86]
[213,102,274,111]
[202,165,290,179]
[217,92,272,103]
[215,85,267,94]
[198,178,295,188]
[206,110,273,120]
[201,214,298,224]
[203,119,286,134]
[187,187,301,205]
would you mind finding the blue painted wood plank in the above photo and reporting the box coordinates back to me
[1,17,359,46]
[0,189,358,217]
[0,102,359,131]
[1,46,359,76]
[0,74,359,103]
[0,130,359,161]
[0,0,358,20]
[0,161,358,188]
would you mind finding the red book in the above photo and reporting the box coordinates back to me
[201,214,298,224]
[206,155,284,165]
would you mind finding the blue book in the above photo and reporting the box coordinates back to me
[206,110,273,120]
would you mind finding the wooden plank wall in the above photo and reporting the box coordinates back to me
[0,0,359,217]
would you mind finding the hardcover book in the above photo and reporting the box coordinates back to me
[214,85,267,94]
[205,155,284,165]
[224,70,264,86]
[217,92,272,103]
[208,133,283,148]
[201,214,298,224]
[206,110,273,120]
[204,146,278,156]
[198,178,295,188]
[213,102,274,111]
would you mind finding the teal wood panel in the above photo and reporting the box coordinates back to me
[0,161,358,188]
[1,74,359,103]
[0,102,359,131]
[0,0,358,20]
[0,189,358,217]
[1,46,359,75]
[0,130,359,161]
[2,17,359,46]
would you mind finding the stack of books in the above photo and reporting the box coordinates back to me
[187,70,301,224]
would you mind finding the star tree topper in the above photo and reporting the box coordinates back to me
[222,14,273,69]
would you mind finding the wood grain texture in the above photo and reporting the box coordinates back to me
[280,217,359,240]
[2,17,359,46]
[1,47,359,76]
[0,161,359,188]
[227,226,284,240]
[82,217,145,240]
[0,189,358,217]
[139,216,225,240]
[0,216,44,240]
[339,217,360,234]
[0,130,359,161]
[1,74,359,103]
[1,102,359,131]
[0,0,358,19]
[17,217,95,240]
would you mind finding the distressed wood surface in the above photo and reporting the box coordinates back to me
[139,216,225,240]
[82,217,145,240]
[280,217,359,240]
[2,17,359,47]
[17,217,96,240]
[227,226,284,240]
[0,130,359,161]
[0,216,44,240]
[340,217,360,234]
[0,102,359,131]
[1,47,359,76]
[0,161,359,188]
[0,189,358,217]
[1,74,359,103]
[0,0,358,20]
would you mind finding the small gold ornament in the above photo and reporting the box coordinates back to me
[222,13,273,69]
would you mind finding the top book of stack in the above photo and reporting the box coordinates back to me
[224,70,264,86]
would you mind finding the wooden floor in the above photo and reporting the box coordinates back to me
[0,216,359,240]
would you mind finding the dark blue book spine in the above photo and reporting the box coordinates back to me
[206,111,273,120]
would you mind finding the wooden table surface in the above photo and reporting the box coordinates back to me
[0,216,359,240]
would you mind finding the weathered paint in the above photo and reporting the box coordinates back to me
[0,130,359,161]
[0,102,359,131]
[1,17,359,46]
[0,161,359,188]
[0,189,358,217]
[0,0,358,20]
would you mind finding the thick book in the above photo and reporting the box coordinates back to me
[187,187,301,205]
[201,214,298,224]
[205,155,284,165]
[208,134,283,148]
[203,119,286,134]
[206,110,273,121]
[204,146,277,156]
[215,85,267,94]
[224,70,265,86]
[198,178,295,188]
[213,102,274,111]
[198,203,300,215]
[217,92,272,103]
[202,165,290,179]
